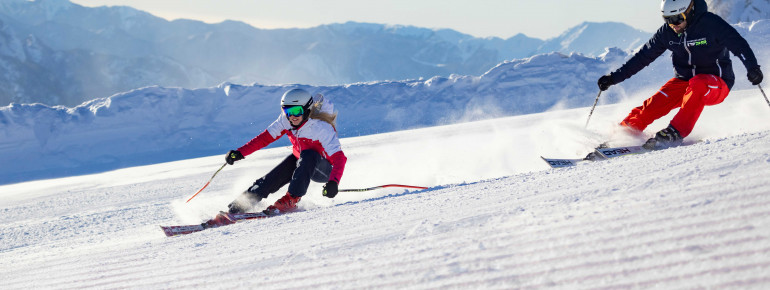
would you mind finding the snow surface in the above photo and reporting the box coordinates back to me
[1,88,769,289]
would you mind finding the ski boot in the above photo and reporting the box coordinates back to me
[263,192,301,216]
[227,190,263,214]
[584,142,610,161]
[642,125,683,150]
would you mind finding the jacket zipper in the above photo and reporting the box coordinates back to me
[293,127,301,154]
[683,31,695,77]
[292,120,308,154]
[716,59,722,77]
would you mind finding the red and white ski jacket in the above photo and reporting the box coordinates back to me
[237,107,347,183]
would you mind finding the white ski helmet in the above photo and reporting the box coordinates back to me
[661,0,692,17]
[280,88,313,126]
[281,88,313,108]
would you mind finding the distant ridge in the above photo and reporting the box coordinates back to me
[0,0,656,106]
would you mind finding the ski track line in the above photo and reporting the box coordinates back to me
[593,261,770,290]
[17,246,265,289]
[3,214,414,288]
[501,237,769,289]
[0,219,241,282]
[4,181,760,288]
[318,170,769,252]
[3,141,764,288]
[2,216,347,285]
[144,197,768,288]
[178,188,760,278]
[10,204,756,290]
[0,202,172,254]
[493,186,770,244]
[40,218,760,288]
[433,224,763,282]
[407,246,770,290]
[356,237,770,289]
[1,137,756,258]
[529,246,770,289]
[0,233,161,276]
[208,188,770,277]
[4,207,760,288]
[434,246,770,289]
[245,241,770,290]
[258,171,768,278]
[239,200,770,286]
[714,275,770,289]
[3,184,760,278]
[0,184,178,221]
[249,221,767,289]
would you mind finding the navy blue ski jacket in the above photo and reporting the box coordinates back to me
[609,0,759,90]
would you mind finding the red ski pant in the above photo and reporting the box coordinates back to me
[620,74,730,137]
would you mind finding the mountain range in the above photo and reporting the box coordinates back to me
[2,12,769,184]
[0,0,653,106]
[0,0,769,184]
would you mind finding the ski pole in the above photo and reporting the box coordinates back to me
[759,84,770,108]
[339,184,429,192]
[186,163,227,203]
[585,90,602,129]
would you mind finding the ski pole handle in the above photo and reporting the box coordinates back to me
[186,163,227,203]
[585,90,602,129]
[339,184,429,192]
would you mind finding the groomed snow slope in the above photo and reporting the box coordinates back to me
[1,89,769,289]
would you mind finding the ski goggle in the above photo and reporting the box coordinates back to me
[283,105,304,117]
[663,13,687,25]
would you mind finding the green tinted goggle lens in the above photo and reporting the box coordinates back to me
[283,106,304,117]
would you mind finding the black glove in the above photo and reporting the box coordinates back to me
[225,150,244,165]
[748,66,763,85]
[597,74,614,91]
[323,181,338,198]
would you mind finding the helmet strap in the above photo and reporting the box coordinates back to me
[684,1,694,21]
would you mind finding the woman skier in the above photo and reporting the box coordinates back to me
[224,88,347,215]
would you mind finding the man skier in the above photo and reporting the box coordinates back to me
[224,88,347,215]
[597,0,763,150]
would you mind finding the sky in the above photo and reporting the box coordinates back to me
[69,0,664,39]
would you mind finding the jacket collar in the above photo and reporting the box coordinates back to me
[689,0,708,26]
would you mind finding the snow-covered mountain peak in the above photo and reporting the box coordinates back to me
[598,47,628,62]
[324,21,385,34]
[706,0,770,23]
[536,21,652,57]
[27,0,76,20]
[0,0,662,107]
[323,21,472,42]
[383,23,436,38]
[33,0,75,7]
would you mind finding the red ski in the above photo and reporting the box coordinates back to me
[163,184,428,236]
[160,211,272,237]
